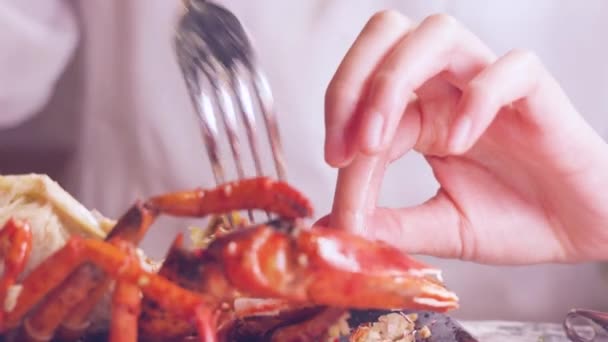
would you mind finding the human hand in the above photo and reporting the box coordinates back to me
[322,11,608,264]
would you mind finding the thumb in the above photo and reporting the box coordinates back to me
[368,193,468,259]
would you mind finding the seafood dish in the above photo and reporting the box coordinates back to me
[0,174,460,341]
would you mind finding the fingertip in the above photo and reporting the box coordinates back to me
[324,134,344,166]
[324,133,357,168]
[446,78,496,154]
[326,154,356,169]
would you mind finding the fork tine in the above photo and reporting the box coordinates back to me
[252,68,288,182]
[231,66,273,221]
[209,67,256,222]
[196,84,227,186]
[174,35,241,226]
[212,72,245,181]
[175,44,227,187]
[232,69,265,181]
[175,0,289,225]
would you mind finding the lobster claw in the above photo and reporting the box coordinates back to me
[389,261,460,312]
[207,221,459,314]
[308,216,458,311]
[295,226,460,313]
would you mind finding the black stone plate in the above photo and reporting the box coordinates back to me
[0,310,477,341]
[342,309,478,342]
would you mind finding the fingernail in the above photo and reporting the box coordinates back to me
[364,112,385,151]
[449,116,471,153]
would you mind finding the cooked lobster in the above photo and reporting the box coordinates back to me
[0,177,458,341]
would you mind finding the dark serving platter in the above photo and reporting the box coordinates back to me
[342,309,478,342]
[1,309,475,341]
[222,307,477,342]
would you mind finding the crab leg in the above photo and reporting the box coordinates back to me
[14,259,103,338]
[32,205,156,340]
[110,282,141,342]
[143,176,312,220]
[0,218,32,327]
[56,278,113,340]
[194,306,219,342]
[104,176,311,244]
[21,177,312,339]
[25,205,157,340]
[106,240,142,342]
[3,235,218,341]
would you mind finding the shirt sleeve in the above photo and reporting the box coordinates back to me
[0,0,79,129]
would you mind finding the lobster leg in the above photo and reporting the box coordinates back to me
[194,306,219,342]
[24,177,312,340]
[48,201,157,340]
[108,240,142,342]
[0,218,32,328]
[110,283,141,342]
[4,235,218,341]
[17,264,108,341]
[103,177,312,244]
[143,177,312,220]
[138,234,239,340]
[56,278,113,340]
[110,281,141,342]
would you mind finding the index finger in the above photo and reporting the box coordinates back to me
[324,10,413,167]
[329,151,389,233]
[328,97,421,233]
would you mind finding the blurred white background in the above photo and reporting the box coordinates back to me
[2,0,608,323]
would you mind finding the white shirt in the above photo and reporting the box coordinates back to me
[3,0,608,323]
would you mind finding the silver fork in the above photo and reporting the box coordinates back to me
[173,0,287,222]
